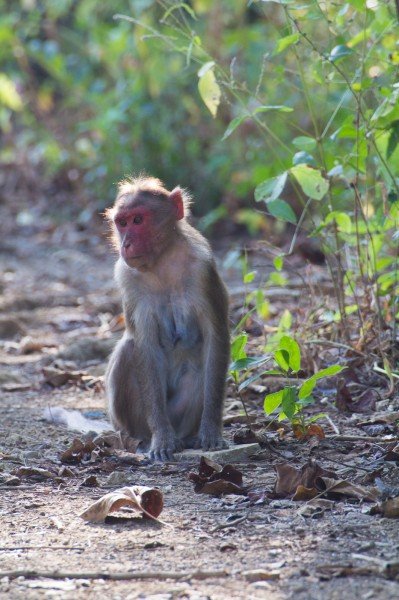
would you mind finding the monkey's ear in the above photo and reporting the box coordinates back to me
[169,187,184,220]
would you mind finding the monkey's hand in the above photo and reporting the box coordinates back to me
[195,428,228,451]
[149,431,184,462]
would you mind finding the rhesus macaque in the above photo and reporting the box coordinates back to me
[104,176,230,461]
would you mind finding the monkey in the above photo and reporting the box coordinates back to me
[104,176,230,461]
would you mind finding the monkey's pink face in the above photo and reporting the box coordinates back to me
[114,207,155,267]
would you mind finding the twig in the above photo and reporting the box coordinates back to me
[0,546,84,551]
[0,569,228,582]
[328,435,397,443]
[211,513,248,532]
[326,415,340,435]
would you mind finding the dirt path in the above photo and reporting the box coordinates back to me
[1,225,398,600]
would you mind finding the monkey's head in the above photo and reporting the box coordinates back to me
[105,176,190,271]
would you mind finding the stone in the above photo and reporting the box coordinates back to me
[174,443,261,463]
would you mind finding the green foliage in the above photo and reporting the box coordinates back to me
[263,336,344,430]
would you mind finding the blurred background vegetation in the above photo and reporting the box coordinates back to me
[0,0,398,224]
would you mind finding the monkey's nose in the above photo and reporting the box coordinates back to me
[123,240,131,249]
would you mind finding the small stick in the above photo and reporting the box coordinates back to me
[0,547,84,552]
[327,435,397,443]
[211,513,248,533]
[326,415,340,435]
[0,569,228,582]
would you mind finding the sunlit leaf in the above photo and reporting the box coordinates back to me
[222,114,248,140]
[275,335,301,372]
[253,105,293,114]
[230,333,248,362]
[264,390,284,415]
[273,33,300,55]
[0,74,23,111]
[198,63,220,117]
[290,164,329,200]
[282,387,297,419]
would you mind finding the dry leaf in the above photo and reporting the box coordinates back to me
[274,460,336,498]
[188,456,245,496]
[80,486,163,522]
[315,477,379,502]
[292,485,318,501]
[292,423,325,440]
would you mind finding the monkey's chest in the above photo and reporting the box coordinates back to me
[157,303,202,353]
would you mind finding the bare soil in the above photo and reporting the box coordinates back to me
[1,214,399,600]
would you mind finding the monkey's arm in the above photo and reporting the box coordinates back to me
[197,263,230,450]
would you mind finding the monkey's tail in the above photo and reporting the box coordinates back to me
[43,406,111,435]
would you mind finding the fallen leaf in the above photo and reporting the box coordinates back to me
[292,485,318,501]
[188,456,245,496]
[274,460,336,497]
[80,486,164,522]
[15,466,56,481]
[336,380,377,413]
[315,477,379,502]
[292,423,325,440]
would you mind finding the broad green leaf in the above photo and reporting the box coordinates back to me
[325,211,352,233]
[276,335,301,372]
[298,365,345,399]
[253,105,293,114]
[274,348,290,372]
[222,114,248,141]
[290,165,329,200]
[254,172,287,203]
[329,45,353,62]
[264,390,284,415]
[267,199,297,223]
[307,412,327,424]
[230,333,248,361]
[0,74,23,111]
[198,63,220,117]
[273,33,300,55]
[292,136,317,151]
[282,387,297,419]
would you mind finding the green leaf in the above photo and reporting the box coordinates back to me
[282,387,297,419]
[290,165,329,200]
[329,45,353,62]
[243,270,256,283]
[370,90,399,129]
[292,136,317,151]
[198,63,221,117]
[274,348,290,372]
[267,199,297,224]
[264,390,284,415]
[254,172,287,203]
[0,74,23,111]
[273,33,300,55]
[298,365,345,399]
[325,211,352,233]
[276,335,301,372]
[307,412,327,424]
[230,333,248,361]
[387,121,399,159]
[253,105,293,114]
[273,255,284,271]
[222,114,248,141]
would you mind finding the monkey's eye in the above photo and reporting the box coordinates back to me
[133,215,143,225]
[117,218,127,227]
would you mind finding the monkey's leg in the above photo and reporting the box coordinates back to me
[196,335,230,451]
[106,336,184,461]
[167,365,204,446]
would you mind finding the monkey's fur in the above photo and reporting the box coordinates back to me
[105,177,230,461]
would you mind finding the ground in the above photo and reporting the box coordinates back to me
[0,210,398,600]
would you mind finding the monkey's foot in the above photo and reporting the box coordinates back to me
[149,434,184,462]
[194,432,228,451]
